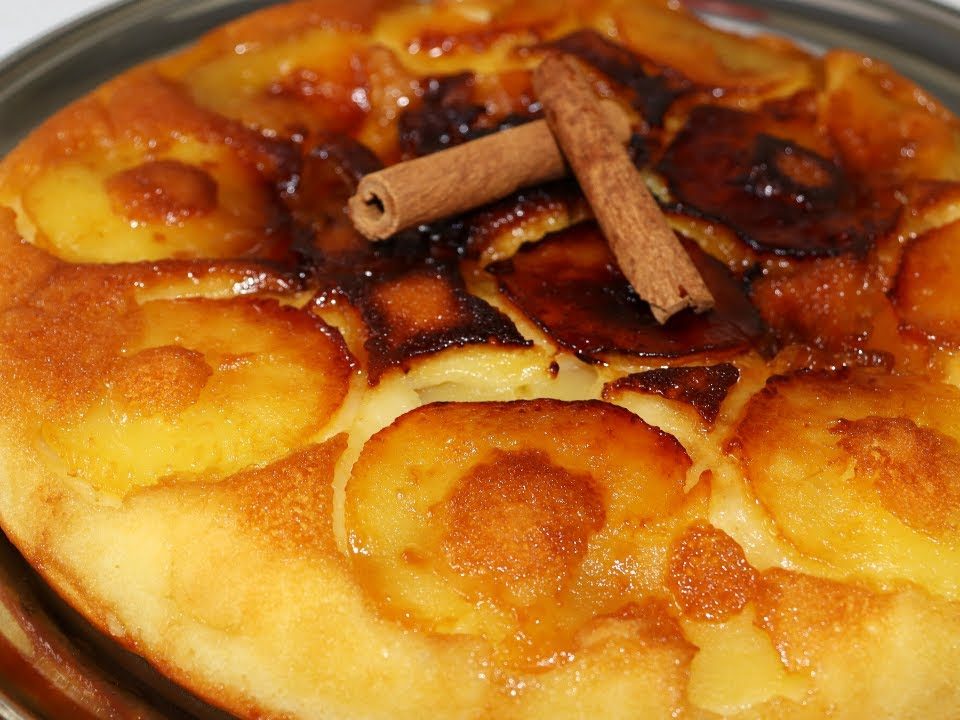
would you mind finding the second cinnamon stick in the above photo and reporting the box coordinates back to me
[349,101,631,240]
[534,54,714,323]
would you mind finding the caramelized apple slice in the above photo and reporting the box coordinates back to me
[19,137,287,264]
[751,252,930,372]
[896,219,960,344]
[44,298,352,496]
[823,51,960,182]
[179,27,366,138]
[658,103,899,257]
[345,399,694,662]
[613,1,815,99]
[730,370,960,598]
[753,569,960,717]
[491,222,766,363]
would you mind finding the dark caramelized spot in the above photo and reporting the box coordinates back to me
[397,73,538,159]
[441,449,605,607]
[315,137,381,181]
[666,523,759,621]
[105,159,218,224]
[111,345,212,417]
[398,74,484,158]
[331,260,528,383]
[658,105,899,256]
[287,136,383,251]
[627,132,652,168]
[541,30,687,126]
[832,416,960,536]
[490,222,766,361]
[745,135,841,204]
[605,363,739,425]
[300,137,383,204]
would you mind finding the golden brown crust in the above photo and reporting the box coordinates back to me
[753,568,887,673]
[441,449,606,602]
[833,416,960,536]
[667,523,759,622]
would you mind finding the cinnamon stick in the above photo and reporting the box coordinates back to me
[534,54,714,323]
[348,100,632,240]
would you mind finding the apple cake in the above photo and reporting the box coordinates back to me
[0,0,959,717]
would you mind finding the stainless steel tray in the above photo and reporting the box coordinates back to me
[0,0,958,717]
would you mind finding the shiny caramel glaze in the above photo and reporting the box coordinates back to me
[105,159,220,225]
[658,103,901,257]
[491,221,767,363]
[1,0,960,718]
[896,218,960,345]
[295,135,531,382]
